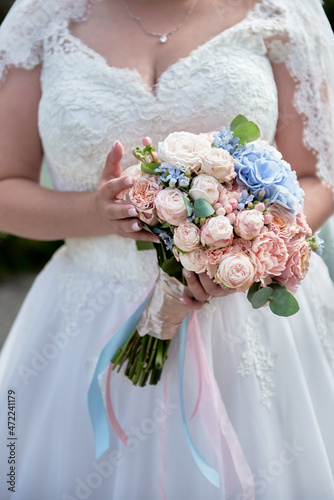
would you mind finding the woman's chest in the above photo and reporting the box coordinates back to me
[38,27,278,191]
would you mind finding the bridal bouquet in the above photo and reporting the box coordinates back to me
[111,115,323,386]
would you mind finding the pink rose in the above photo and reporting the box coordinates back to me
[200,148,236,182]
[128,175,161,225]
[200,215,234,248]
[251,231,288,284]
[173,222,201,252]
[276,236,311,292]
[158,132,211,172]
[205,248,226,279]
[116,163,142,201]
[155,188,189,226]
[215,252,256,292]
[234,209,264,240]
[179,248,207,273]
[296,209,312,238]
[267,203,298,241]
[189,174,221,205]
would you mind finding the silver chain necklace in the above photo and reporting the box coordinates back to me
[117,0,199,43]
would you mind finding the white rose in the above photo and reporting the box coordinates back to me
[189,174,221,204]
[158,132,211,172]
[173,222,201,252]
[200,215,234,248]
[179,248,207,273]
[200,148,236,182]
[215,253,255,292]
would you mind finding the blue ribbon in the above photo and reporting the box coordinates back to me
[178,315,220,489]
[88,293,152,458]
[88,297,220,488]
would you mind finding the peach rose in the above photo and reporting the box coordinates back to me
[251,231,288,284]
[200,215,233,248]
[128,175,161,225]
[158,132,211,172]
[215,252,256,292]
[173,222,201,252]
[189,174,221,204]
[200,147,236,182]
[234,209,264,240]
[276,236,311,292]
[155,188,189,226]
[267,203,298,241]
[296,209,312,238]
[179,248,207,273]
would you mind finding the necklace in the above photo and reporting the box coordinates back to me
[118,0,199,43]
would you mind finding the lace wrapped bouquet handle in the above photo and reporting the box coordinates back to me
[111,114,323,387]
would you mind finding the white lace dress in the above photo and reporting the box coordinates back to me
[1,1,334,499]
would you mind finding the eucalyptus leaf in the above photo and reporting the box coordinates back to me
[142,223,155,234]
[230,114,248,132]
[251,287,273,309]
[183,196,193,217]
[160,221,171,228]
[233,121,261,144]
[269,287,300,317]
[136,241,155,251]
[161,256,183,277]
[247,282,260,303]
[193,198,215,218]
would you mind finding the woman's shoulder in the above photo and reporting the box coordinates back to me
[0,0,91,84]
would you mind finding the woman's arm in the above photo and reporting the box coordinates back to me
[0,68,159,242]
[272,62,334,231]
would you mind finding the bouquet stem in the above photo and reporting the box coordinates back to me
[112,331,171,387]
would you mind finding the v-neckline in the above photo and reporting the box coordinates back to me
[65,1,261,98]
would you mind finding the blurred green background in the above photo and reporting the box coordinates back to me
[0,0,334,279]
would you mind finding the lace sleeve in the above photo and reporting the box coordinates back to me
[255,0,334,189]
[0,0,90,85]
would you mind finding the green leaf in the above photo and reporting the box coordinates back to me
[136,241,155,251]
[183,196,193,217]
[161,256,183,277]
[230,114,248,132]
[193,198,215,218]
[247,282,260,303]
[233,121,261,144]
[269,287,300,317]
[141,163,160,175]
[142,223,155,234]
[251,286,273,309]
[160,221,171,229]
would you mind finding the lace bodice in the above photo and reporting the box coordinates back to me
[38,14,278,192]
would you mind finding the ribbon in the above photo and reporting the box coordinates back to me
[88,292,152,458]
[178,314,221,489]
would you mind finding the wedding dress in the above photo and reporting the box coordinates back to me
[1,1,334,499]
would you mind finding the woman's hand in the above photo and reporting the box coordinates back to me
[94,141,160,243]
[180,269,236,310]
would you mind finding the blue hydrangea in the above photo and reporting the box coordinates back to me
[314,231,325,256]
[213,126,240,153]
[233,144,304,214]
[155,231,173,250]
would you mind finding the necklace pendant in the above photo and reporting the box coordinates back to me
[160,34,168,43]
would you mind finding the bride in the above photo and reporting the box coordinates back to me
[1,0,334,498]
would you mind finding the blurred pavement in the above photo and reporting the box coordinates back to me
[0,273,36,349]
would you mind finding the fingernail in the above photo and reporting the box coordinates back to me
[132,222,141,231]
[113,140,119,149]
[128,207,137,217]
[183,270,191,278]
[179,297,187,304]
[153,238,161,244]
[124,177,133,186]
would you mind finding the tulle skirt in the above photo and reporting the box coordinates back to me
[1,238,334,500]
